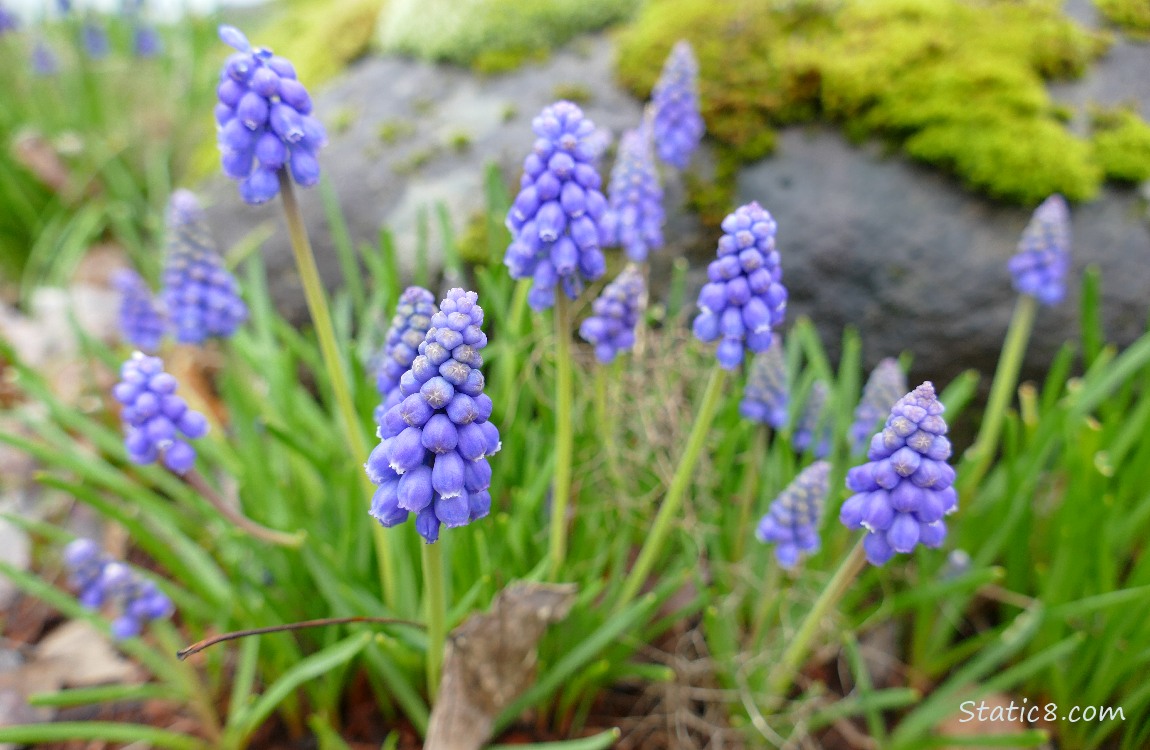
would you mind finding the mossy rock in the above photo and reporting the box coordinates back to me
[1095,0,1150,37]
[615,0,1124,205]
[258,0,384,84]
[377,0,641,71]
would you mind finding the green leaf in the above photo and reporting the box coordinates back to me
[0,722,205,750]
[28,683,179,708]
[921,730,1048,748]
[226,633,370,746]
[488,728,621,750]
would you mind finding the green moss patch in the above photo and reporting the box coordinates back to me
[259,0,385,84]
[1091,105,1150,183]
[1096,0,1150,37]
[616,0,1122,206]
[378,0,641,71]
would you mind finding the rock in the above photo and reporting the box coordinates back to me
[735,127,1150,384]
[35,620,141,687]
[201,35,646,325]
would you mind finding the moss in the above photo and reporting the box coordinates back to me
[1095,0,1150,37]
[259,0,384,84]
[552,83,594,105]
[378,0,641,71]
[378,119,415,144]
[615,0,1121,206]
[1091,106,1150,183]
[448,131,473,152]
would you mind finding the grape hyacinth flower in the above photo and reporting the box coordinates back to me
[504,101,611,311]
[114,269,165,353]
[82,21,109,59]
[63,538,173,639]
[793,381,832,458]
[113,352,209,474]
[133,24,161,58]
[215,24,327,205]
[373,286,437,423]
[849,358,906,453]
[1007,194,1070,306]
[740,337,788,428]
[651,40,704,170]
[605,125,664,262]
[365,289,500,544]
[32,40,58,76]
[579,265,645,364]
[756,461,830,569]
[692,202,786,369]
[161,190,247,344]
[840,382,957,566]
[0,5,19,35]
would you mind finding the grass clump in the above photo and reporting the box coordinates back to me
[378,0,641,71]
[1091,105,1150,183]
[615,0,1116,205]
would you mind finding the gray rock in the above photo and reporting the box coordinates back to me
[201,35,646,324]
[735,127,1150,384]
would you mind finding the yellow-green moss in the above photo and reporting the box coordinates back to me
[1091,106,1150,183]
[259,0,385,84]
[1096,0,1150,37]
[615,0,1118,206]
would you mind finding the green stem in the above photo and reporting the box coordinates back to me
[732,427,768,562]
[960,294,1038,495]
[277,172,397,609]
[749,563,782,650]
[421,542,446,702]
[184,470,305,548]
[768,539,867,701]
[549,294,575,578]
[617,365,728,608]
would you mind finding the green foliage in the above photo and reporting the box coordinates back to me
[1095,0,1150,36]
[615,0,1119,205]
[1090,105,1150,183]
[377,0,641,70]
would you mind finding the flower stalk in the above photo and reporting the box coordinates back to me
[422,542,446,701]
[549,293,576,577]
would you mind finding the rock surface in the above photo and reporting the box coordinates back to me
[200,20,1149,381]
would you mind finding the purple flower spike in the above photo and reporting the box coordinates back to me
[793,381,832,458]
[692,202,785,369]
[757,461,830,569]
[114,269,165,353]
[63,539,173,639]
[579,266,645,364]
[366,289,499,543]
[740,337,787,428]
[32,39,58,76]
[160,190,247,344]
[373,287,438,425]
[82,21,109,60]
[215,24,324,204]
[605,125,664,262]
[841,382,957,566]
[1008,195,1071,306]
[133,24,162,58]
[504,101,612,310]
[850,358,907,454]
[0,6,19,35]
[651,40,704,170]
[114,352,209,474]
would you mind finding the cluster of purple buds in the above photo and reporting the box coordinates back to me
[740,337,788,428]
[114,269,165,353]
[504,101,611,311]
[1007,194,1070,306]
[650,40,704,170]
[757,461,829,569]
[133,23,161,58]
[793,381,832,458]
[216,25,326,205]
[692,202,786,369]
[113,352,209,474]
[32,39,58,76]
[374,286,437,424]
[579,266,645,364]
[366,289,500,544]
[63,538,173,639]
[849,358,906,453]
[840,382,957,566]
[605,125,664,262]
[161,190,247,344]
[82,21,109,59]
[0,5,19,35]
